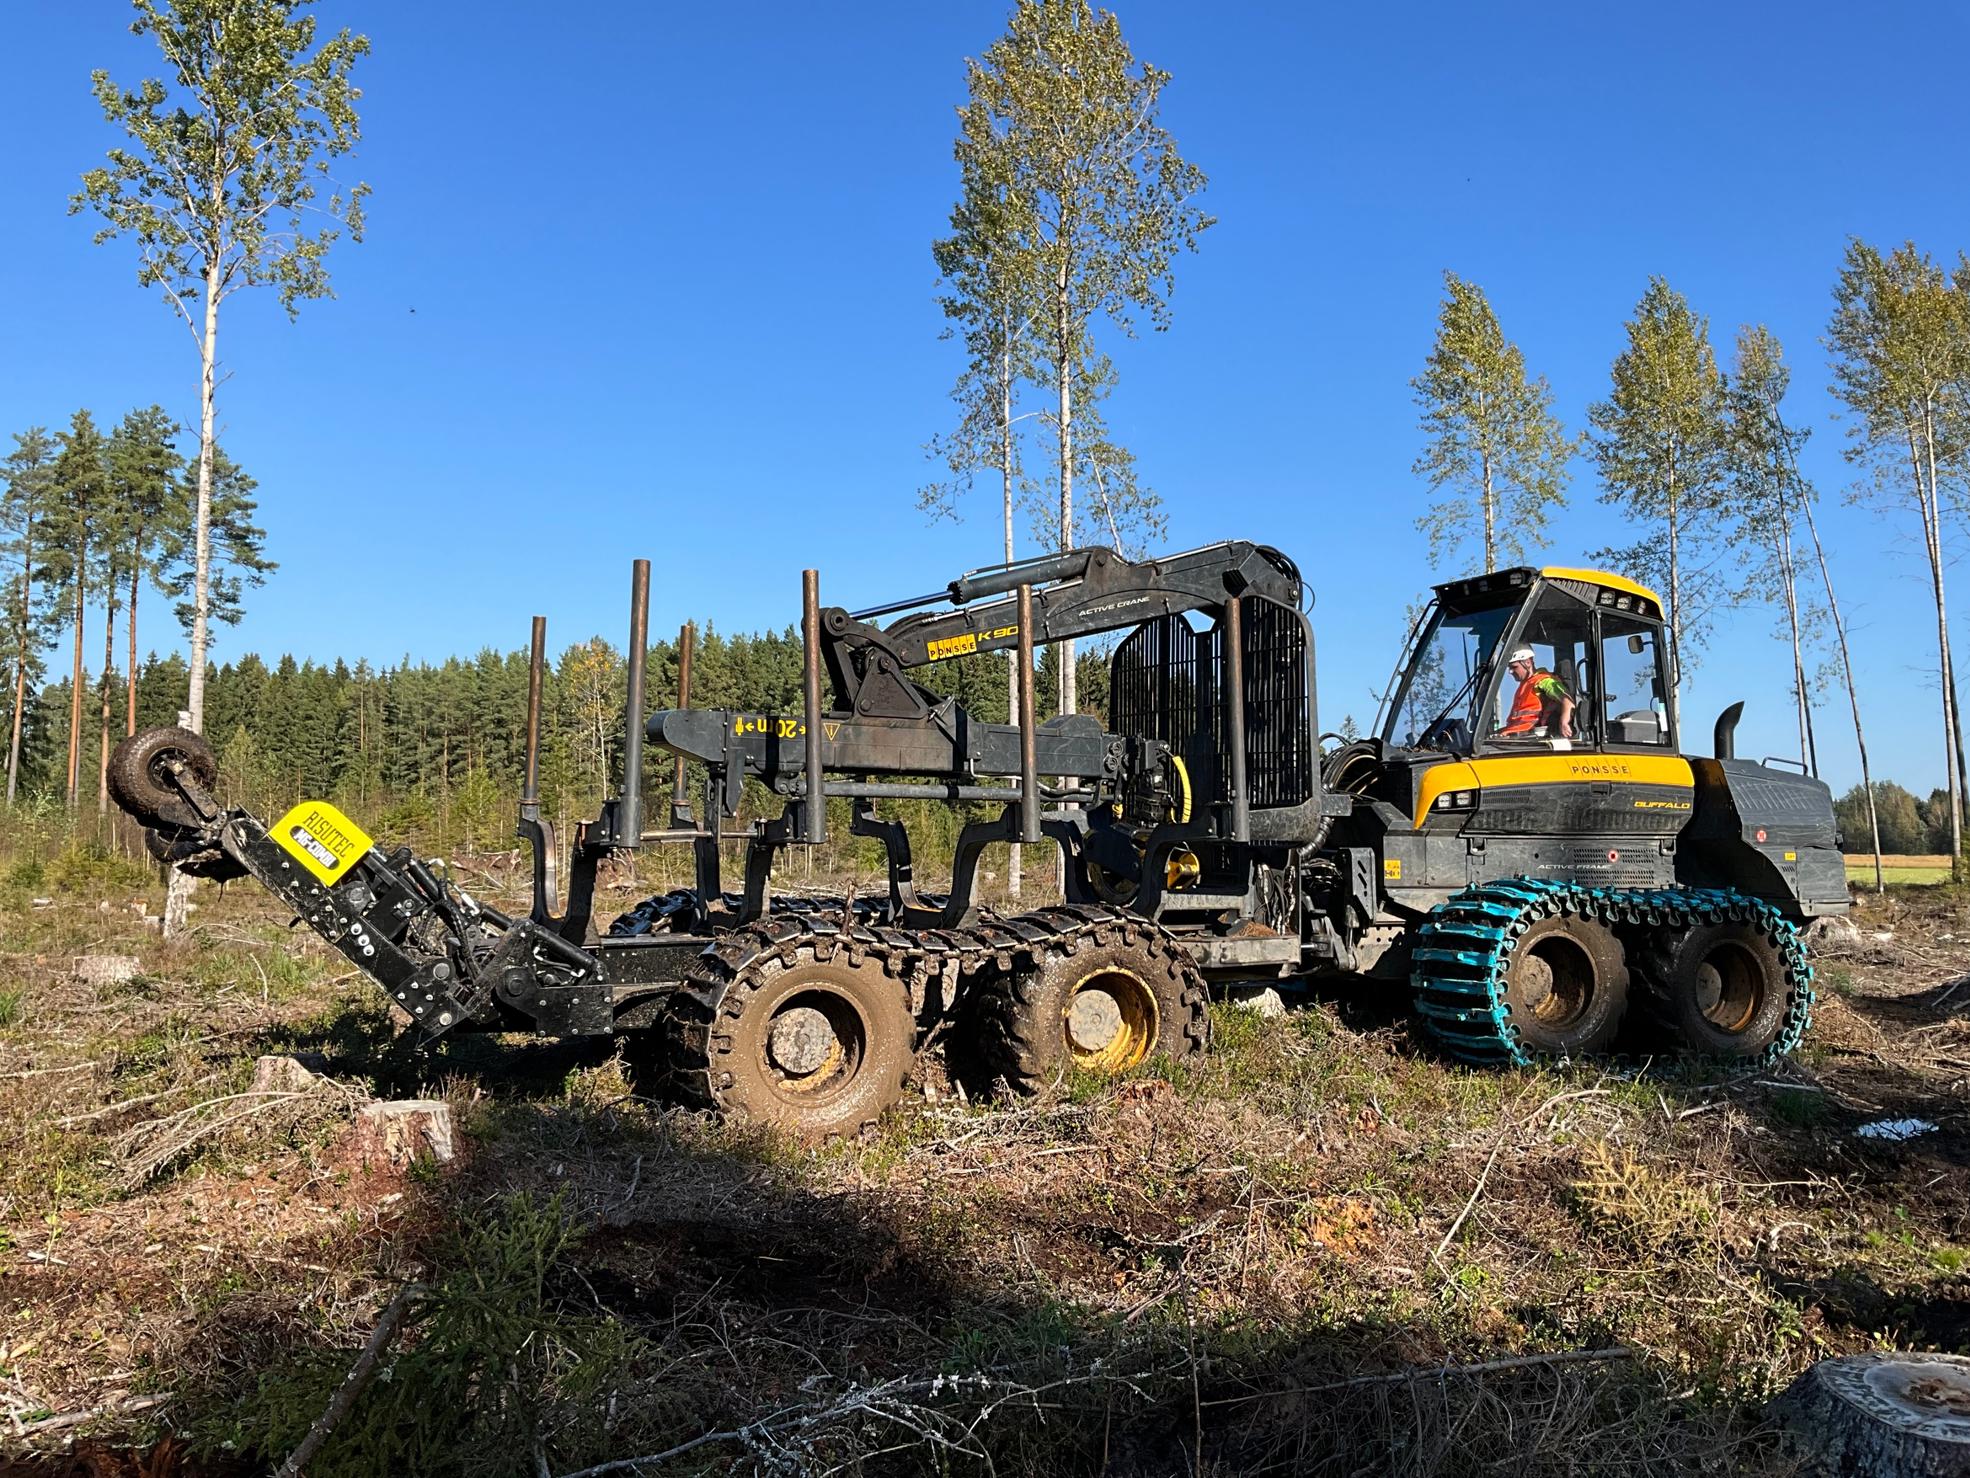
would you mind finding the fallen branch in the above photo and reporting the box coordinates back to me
[1430,1137,1503,1280]
[1201,1346,1635,1407]
[13,1391,175,1435]
[272,1283,422,1478]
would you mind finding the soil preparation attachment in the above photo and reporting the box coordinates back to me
[112,545,1847,1136]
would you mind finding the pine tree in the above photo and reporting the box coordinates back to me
[45,411,113,807]
[106,406,183,736]
[2,428,58,804]
[1412,272,1574,571]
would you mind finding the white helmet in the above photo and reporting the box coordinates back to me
[1508,646,1536,665]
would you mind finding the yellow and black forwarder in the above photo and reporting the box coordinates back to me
[112,544,1844,1136]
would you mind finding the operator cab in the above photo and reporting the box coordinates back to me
[1381,567,1675,759]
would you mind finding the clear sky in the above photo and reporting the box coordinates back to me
[4,2,1968,797]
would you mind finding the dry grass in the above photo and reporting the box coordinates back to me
[0,856,1965,1475]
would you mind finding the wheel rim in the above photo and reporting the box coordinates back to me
[1061,967,1158,1073]
[1514,934,1595,1028]
[758,986,867,1104]
[1691,939,1763,1034]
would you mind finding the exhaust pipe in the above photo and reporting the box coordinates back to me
[1714,700,1744,761]
[802,569,826,845]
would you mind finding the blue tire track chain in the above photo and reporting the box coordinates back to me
[1409,878,1815,1068]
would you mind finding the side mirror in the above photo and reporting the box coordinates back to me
[1627,633,1645,655]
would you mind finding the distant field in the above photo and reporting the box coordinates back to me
[1844,853,1953,885]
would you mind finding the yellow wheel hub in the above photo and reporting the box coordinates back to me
[1062,968,1158,1074]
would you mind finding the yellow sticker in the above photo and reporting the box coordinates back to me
[823,721,841,741]
[927,633,978,661]
[1783,850,1796,861]
[1382,857,1402,881]
[271,800,374,886]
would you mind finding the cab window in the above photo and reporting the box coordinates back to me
[1485,591,1593,745]
[1597,613,1671,746]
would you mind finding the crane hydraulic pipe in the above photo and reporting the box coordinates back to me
[1226,595,1250,842]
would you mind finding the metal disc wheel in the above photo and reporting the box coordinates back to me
[970,926,1209,1094]
[108,727,217,830]
[667,945,913,1139]
[1502,915,1629,1056]
[1649,922,1790,1058]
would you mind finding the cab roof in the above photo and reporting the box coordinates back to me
[1430,566,1666,617]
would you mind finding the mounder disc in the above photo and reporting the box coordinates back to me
[664,929,914,1139]
[108,726,218,830]
[969,920,1209,1094]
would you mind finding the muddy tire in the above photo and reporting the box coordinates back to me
[109,727,217,829]
[1648,921,1792,1059]
[970,923,1209,1094]
[666,937,914,1139]
[1502,914,1629,1057]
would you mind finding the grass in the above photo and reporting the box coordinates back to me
[0,853,1965,1475]
[1845,861,1954,885]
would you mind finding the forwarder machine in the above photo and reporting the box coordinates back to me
[112,544,1846,1136]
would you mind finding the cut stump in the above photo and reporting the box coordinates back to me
[72,955,142,987]
[1771,1351,1970,1477]
[346,1100,457,1170]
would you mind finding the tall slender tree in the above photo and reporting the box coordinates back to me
[952,0,1211,716]
[73,0,368,736]
[1411,272,1574,571]
[1588,278,1733,710]
[926,189,1039,899]
[1827,239,1970,868]
[106,406,183,737]
[46,412,112,808]
[2,429,57,803]
[1729,325,1885,888]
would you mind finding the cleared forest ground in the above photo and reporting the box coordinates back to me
[0,859,1965,1476]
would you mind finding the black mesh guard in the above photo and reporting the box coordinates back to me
[1108,597,1314,817]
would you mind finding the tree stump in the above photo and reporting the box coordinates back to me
[250,1054,322,1094]
[345,1100,457,1170]
[1771,1352,1970,1477]
[72,955,142,987]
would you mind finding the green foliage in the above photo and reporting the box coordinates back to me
[157,447,273,641]
[218,1194,635,1478]
[1412,271,1574,571]
[73,0,370,322]
[0,988,21,1029]
[1587,278,1735,673]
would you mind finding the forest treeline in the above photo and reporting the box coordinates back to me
[5,626,1111,855]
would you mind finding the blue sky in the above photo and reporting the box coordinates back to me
[4,2,1968,797]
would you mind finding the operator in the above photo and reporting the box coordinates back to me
[1500,646,1575,738]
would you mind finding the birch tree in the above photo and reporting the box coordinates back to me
[2,429,57,804]
[1729,325,1885,889]
[1827,239,1970,869]
[1587,278,1733,704]
[73,0,368,735]
[1412,272,1574,571]
[926,189,1038,898]
[953,0,1211,715]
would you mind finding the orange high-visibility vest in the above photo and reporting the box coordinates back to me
[1502,670,1556,734]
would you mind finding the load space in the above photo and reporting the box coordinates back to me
[110,543,1848,1137]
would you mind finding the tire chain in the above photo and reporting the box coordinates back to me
[640,894,1211,1112]
[1411,878,1815,1068]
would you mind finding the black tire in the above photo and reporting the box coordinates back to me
[666,941,914,1139]
[970,923,1210,1094]
[1501,914,1629,1057]
[142,825,246,882]
[1650,922,1792,1059]
[109,727,217,829]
